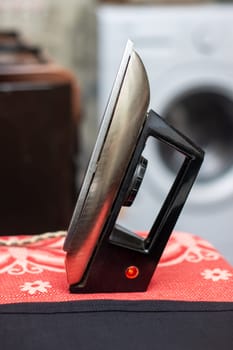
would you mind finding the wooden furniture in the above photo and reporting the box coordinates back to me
[0,32,80,234]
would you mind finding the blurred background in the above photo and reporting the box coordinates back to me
[0,0,232,264]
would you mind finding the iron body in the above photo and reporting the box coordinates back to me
[64,41,204,293]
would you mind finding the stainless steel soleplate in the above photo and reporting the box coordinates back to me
[64,41,150,285]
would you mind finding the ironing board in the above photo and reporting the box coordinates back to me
[0,231,232,349]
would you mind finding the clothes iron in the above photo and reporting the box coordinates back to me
[64,40,204,293]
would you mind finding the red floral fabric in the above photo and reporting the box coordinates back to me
[0,231,232,304]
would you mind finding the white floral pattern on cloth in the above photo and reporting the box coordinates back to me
[0,231,232,303]
[0,234,65,275]
[201,268,233,282]
[0,232,221,275]
[20,280,52,295]
[158,232,220,267]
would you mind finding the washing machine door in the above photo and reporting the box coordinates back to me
[149,68,233,207]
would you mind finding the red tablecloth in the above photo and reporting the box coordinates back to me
[0,231,232,304]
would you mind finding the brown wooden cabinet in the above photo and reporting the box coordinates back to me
[0,32,80,234]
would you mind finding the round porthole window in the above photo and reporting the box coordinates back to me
[158,89,233,183]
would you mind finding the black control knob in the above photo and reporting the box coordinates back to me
[123,156,148,207]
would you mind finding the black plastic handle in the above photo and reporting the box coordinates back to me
[110,110,203,253]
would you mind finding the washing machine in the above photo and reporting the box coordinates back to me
[97,4,233,264]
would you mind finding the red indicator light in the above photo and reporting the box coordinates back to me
[125,266,139,279]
